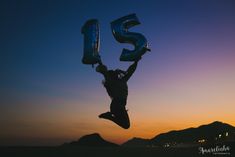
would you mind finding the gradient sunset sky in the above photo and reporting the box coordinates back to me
[1,0,235,146]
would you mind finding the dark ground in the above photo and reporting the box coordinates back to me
[1,142,234,157]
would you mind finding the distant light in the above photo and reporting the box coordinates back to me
[198,139,205,143]
[219,134,222,138]
[226,132,229,137]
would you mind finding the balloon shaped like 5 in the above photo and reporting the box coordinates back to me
[111,14,150,61]
[81,19,101,65]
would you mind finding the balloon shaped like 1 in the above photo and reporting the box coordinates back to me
[111,14,150,61]
[81,19,101,65]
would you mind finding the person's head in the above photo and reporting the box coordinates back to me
[96,64,108,74]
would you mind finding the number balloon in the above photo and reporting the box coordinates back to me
[111,14,150,61]
[81,19,101,65]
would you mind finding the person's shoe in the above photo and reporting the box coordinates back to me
[98,112,113,120]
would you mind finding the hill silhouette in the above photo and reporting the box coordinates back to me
[122,121,235,147]
[63,133,118,147]
[151,121,235,146]
[122,137,150,147]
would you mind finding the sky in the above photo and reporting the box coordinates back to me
[0,0,235,146]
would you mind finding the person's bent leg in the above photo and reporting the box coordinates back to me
[101,98,129,129]
[110,100,130,129]
[114,109,130,129]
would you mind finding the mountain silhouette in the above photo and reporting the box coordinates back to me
[122,121,235,147]
[122,137,150,147]
[151,121,235,146]
[63,121,235,148]
[64,133,119,147]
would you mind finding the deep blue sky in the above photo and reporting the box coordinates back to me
[1,0,235,145]
[2,0,235,102]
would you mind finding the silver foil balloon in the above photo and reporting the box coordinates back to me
[111,14,150,61]
[81,19,101,65]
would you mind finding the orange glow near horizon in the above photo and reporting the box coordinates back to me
[1,87,235,145]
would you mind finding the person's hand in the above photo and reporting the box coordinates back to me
[98,60,103,65]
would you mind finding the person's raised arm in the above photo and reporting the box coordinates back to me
[123,61,138,82]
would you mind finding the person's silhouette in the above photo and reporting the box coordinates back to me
[96,59,140,129]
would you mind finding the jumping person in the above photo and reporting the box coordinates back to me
[95,59,140,129]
